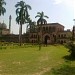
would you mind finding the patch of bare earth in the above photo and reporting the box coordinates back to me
[32,67,51,75]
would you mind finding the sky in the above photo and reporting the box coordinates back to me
[0,0,75,34]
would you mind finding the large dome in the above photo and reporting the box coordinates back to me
[37,18,47,25]
[0,23,7,29]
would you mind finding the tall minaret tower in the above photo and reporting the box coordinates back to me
[9,15,12,34]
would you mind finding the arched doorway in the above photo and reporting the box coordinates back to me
[44,35,50,45]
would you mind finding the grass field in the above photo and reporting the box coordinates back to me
[0,45,75,75]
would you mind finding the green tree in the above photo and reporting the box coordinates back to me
[0,0,6,16]
[0,0,6,36]
[35,11,49,24]
[15,1,31,46]
[26,18,36,33]
[35,11,49,50]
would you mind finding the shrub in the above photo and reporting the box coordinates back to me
[66,42,75,57]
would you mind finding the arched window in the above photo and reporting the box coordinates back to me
[43,27,45,31]
[46,27,48,32]
[58,35,60,38]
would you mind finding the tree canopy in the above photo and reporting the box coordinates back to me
[0,0,6,16]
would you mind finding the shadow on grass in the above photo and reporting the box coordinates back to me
[50,55,75,75]
[63,55,75,61]
[43,64,75,75]
[51,64,75,75]
[43,55,75,75]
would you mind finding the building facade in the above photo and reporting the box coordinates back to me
[0,22,10,36]
[0,20,73,44]
[27,20,72,44]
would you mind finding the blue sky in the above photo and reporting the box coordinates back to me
[0,0,74,34]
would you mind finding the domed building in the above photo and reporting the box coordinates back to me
[28,19,72,44]
[0,22,10,35]
[37,18,47,25]
[0,23,7,29]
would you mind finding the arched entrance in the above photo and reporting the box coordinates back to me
[44,35,50,45]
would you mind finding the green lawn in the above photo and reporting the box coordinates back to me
[0,45,75,75]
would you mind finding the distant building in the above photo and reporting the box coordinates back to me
[27,19,72,44]
[0,22,10,35]
[0,22,27,42]
[0,19,73,44]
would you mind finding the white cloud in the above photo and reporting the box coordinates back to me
[53,0,75,18]
[53,0,74,8]
[63,0,74,7]
[53,0,63,4]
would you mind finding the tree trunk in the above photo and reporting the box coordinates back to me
[19,24,22,46]
[37,25,42,50]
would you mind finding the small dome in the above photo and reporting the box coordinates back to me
[37,18,47,25]
[0,23,7,29]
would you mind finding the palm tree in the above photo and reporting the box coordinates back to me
[26,18,36,33]
[0,0,6,16]
[35,11,49,49]
[0,0,6,36]
[35,11,49,24]
[15,1,31,46]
